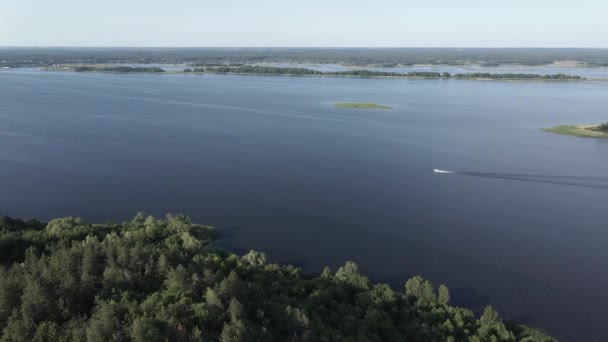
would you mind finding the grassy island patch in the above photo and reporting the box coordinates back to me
[543,124,608,139]
[335,102,392,109]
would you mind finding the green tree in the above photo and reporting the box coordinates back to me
[242,250,266,267]
[405,276,435,306]
[85,301,125,342]
[33,321,59,342]
[20,279,53,330]
[2,310,28,342]
[131,317,164,342]
[228,298,244,323]
[219,320,247,342]
[164,265,190,293]
[218,271,244,300]
[205,287,223,308]
[438,284,450,305]
[478,306,515,341]
[335,261,369,289]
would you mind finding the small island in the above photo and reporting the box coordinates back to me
[335,102,392,109]
[544,122,608,139]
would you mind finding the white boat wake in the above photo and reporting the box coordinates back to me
[432,169,608,189]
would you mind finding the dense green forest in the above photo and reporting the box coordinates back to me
[205,66,582,80]
[3,47,608,68]
[74,66,165,73]
[0,214,554,341]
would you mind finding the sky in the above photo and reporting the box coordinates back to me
[1,0,607,47]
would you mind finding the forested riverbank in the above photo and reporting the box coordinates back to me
[74,66,166,73]
[204,66,585,80]
[24,63,598,80]
[0,214,554,341]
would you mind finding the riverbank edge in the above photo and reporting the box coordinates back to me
[203,71,594,82]
[543,125,608,139]
[35,64,601,82]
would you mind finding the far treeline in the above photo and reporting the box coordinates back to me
[205,66,584,80]
[69,64,585,80]
[4,48,608,68]
[452,72,584,80]
[0,214,555,341]
[74,66,165,73]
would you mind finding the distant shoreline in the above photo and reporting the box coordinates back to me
[543,125,608,139]
[4,47,608,69]
[203,71,593,82]
[38,64,600,82]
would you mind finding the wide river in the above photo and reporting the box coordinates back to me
[2,70,608,341]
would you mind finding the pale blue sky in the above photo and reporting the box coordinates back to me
[1,0,607,47]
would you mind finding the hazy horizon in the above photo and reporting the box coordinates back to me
[2,46,608,49]
[2,0,608,48]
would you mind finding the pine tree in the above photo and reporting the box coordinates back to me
[438,284,450,306]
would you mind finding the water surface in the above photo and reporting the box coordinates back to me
[1,70,608,341]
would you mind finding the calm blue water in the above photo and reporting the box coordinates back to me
[2,70,608,341]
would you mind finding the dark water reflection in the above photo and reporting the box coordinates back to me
[445,171,608,190]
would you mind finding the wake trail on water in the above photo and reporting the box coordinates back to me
[434,170,608,190]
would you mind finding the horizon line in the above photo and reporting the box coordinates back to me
[1,46,608,49]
